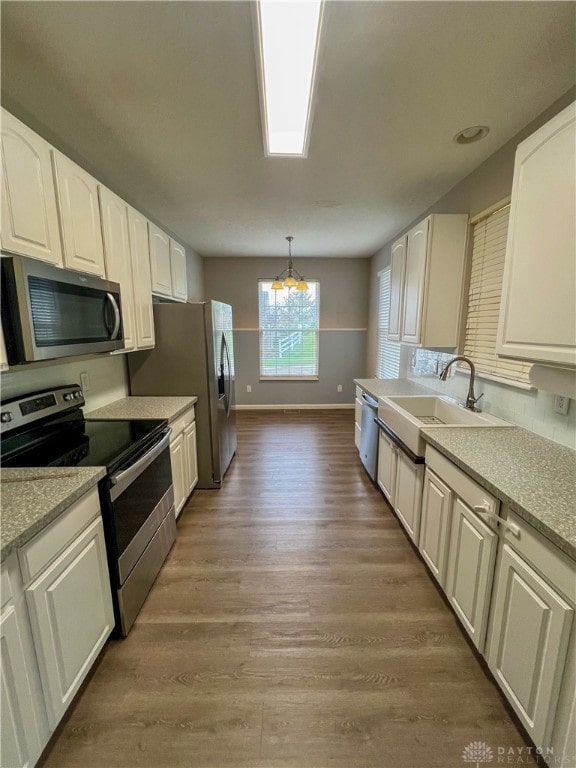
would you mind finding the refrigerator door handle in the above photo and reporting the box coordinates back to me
[222,334,232,415]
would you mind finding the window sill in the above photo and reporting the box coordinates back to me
[260,376,319,382]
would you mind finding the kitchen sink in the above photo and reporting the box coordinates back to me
[378,395,513,456]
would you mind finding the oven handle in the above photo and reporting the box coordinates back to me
[110,428,172,500]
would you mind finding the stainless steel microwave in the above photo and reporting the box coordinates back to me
[1,255,125,364]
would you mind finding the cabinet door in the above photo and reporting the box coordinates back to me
[487,544,573,749]
[419,469,453,587]
[377,431,397,505]
[1,325,8,371]
[184,422,198,496]
[0,605,45,768]
[169,239,188,302]
[446,497,497,652]
[127,208,155,349]
[1,110,63,265]
[149,223,172,296]
[497,102,576,367]
[170,433,186,518]
[393,451,423,543]
[401,219,429,345]
[354,398,362,450]
[25,517,114,729]
[51,151,106,276]
[388,236,406,341]
[99,187,136,352]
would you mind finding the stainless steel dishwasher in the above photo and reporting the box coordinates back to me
[359,392,379,481]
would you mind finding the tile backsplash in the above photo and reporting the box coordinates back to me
[408,350,576,449]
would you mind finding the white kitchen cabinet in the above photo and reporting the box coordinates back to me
[51,151,106,276]
[393,451,423,544]
[169,406,198,517]
[1,325,9,371]
[99,186,136,352]
[1,110,63,266]
[354,389,362,450]
[169,239,188,302]
[22,489,114,729]
[127,208,155,349]
[419,468,453,587]
[149,223,172,297]
[487,543,573,749]
[445,496,497,652]
[377,430,397,505]
[497,101,576,368]
[184,421,199,496]
[0,554,48,768]
[388,214,468,348]
[170,432,186,516]
[387,236,406,341]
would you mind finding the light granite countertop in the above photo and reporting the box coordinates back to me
[354,378,435,399]
[86,396,198,422]
[422,427,576,560]
[1,467,106,562]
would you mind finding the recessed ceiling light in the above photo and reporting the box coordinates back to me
[453,125,490,144]
[255,0,323,157]
[314,200,343,208]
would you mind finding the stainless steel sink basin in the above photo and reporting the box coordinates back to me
[378,395,513,456]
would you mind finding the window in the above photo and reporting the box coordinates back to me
[376,267,401,378]
[462,202,531,386]
[258,280,319,379]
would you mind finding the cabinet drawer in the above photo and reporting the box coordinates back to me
[0,561,12,609]
[354,398,362,426]
[355,386,363,401]
[425,445,498,518]
[19,487,100,585]
[170,406,195,440]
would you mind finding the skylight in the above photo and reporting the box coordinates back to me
[256,0,323,157]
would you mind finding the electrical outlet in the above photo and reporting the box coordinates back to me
[554,395,569,415]
[246,384,252,393]
[80,371,90,393]
[337,384,343,392]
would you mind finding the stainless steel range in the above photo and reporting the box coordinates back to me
[1,384,176,636]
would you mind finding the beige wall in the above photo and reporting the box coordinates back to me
[186,248,204,302]
[367,87,576,375]
[204,257,369,405]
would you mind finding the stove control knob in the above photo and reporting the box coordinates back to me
[1,412,13,423]
[64,393,73,402]
[75,391,82,399]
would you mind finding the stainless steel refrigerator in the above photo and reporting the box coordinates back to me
[128,301,237,489]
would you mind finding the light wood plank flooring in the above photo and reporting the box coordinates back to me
[41,410,531,768]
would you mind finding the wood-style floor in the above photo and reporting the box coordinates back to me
[41,410,531,768]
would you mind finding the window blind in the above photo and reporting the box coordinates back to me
[258,280,319,379]
[462,204,531,385]
[376,267,401,379]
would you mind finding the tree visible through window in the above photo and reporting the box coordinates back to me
[258,280,319,379]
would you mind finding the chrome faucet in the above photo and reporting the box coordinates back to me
[438,356,483,411]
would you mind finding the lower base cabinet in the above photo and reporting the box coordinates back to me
[377,431,397,504]
[169,406,198,518]
[487,533,574,749]
[393,451,423,544]
[419,468,452,587]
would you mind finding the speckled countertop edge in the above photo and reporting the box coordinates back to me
[421,427,576,561]
[1,467,106,562]
[86,396,198,422]
[354,378,435,399]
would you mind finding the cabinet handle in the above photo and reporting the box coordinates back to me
[473,501,492,515]
[497,519,521,538]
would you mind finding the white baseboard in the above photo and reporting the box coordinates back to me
[234,403,354,411]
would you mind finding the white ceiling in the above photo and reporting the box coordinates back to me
[1,1,574,258]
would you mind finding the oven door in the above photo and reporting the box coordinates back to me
[1,255,125,363]
[102,428,176,635]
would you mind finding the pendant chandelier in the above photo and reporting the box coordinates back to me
[271,236,309,291]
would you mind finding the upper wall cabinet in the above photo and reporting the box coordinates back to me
[1,110,63,266]
[170,239,188,302]
[389,214,469,348]
[127,208,155,349]
[148,223,172,297]
[496,102,576,368]
[51,151,106,277]
[99,186,136,352]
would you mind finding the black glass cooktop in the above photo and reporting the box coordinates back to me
[1,412,167,473]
